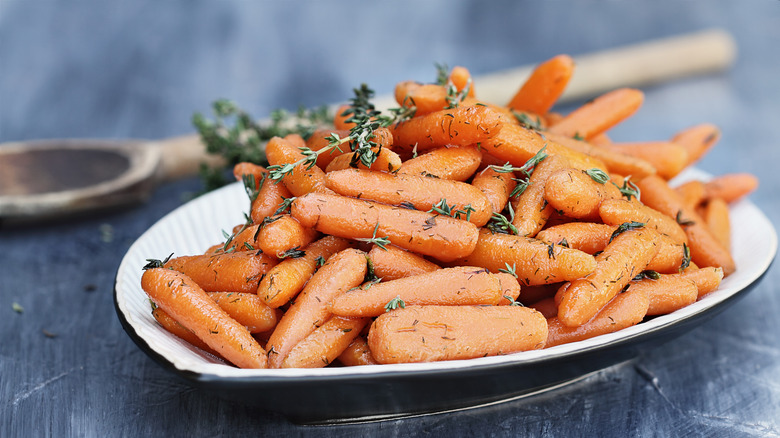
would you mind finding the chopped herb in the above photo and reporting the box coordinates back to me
[547,242,556,259]
[573,132,585,141]
[609,221,645,243]
[355,223,391,250]
[512,110,544,131]
[279,247,306,259]
[498,262,518,278]
[584,168,610,184]
[486,212,519,235]
[676,210,695,227]
[384,295,406,312]
[504,295,524,307]
[612,176,641,201]
[273,196,297,216]
[315,255,326,267]
[633,270,661,281]
[143,253,174,270]
[680,243,691,271]
[241,173,261,203]
[558,237,570,248]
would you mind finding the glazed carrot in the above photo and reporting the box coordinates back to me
[142,268,267,368]
[536,223,616,255]
[337,335,379,366]
[164,250,276,293]
[333,104,356,130]
[589,132,612,146]
[330,266,504,318]
[151,305,220,357]
[702,198,731,251]
[544,132,657,179]
[528,297,558,319]
[452,229,597,286]
[265,134,332,196]
[232,162,266,186]
[635,175,735,275]
[471,166,518,214]
[367,244,440,281]
[390,105,503,152]
[507,54,574,115]
[626,274,698,316]
[599,141,689,180]
[249,172,294,225]
[208,292,280,333]
[266,248,367,368]
[674,180,706,209]
[325,168,493,226]
[305,128,351,169]
[449,65,475,97]
[397,145,482,181]
[368,305,547,364]
[258,236,352,308]
[598,198,688,244]
[511,154,571,237]
[496,272,522,305]
[547,88,644,140]
[703,173,759,203]
[394,81,448,115]
[544,167,624,221]
[680,266,724,298]
[281,316,371,368]
[671,123,720,166]
[291,191,479,262]
[256,215,319,258]
[644,235,687,274]
[546,287,649,348]
[556,227,661,327]
[325,147,402,174]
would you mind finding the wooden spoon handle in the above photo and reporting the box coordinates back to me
[155,134,226,181]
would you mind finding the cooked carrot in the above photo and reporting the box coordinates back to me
[528,297,558,319]
[305,128,351,169]
[556,227,661,327]
[544,167,624,221]
[164,250,276,294]
[281,316,371,368]
[671,123,720,166]
[589,132,613,146]
[536,222,617,255]
[599,141,689,180]
[256,215,319,259]
[544,132,657,179]
[598,198,688,244]
[674,180,706,210]
[626,273,698,316]
[546,287,649,348]
[449,65,475,97]
[398,145,482,181]
[258,236,352,308]
[496,272,522,305]
[394,81,448,115]
[471,166,518,214]
[367,305,547,364]
[232,162,266,186]
[248,172,294,225]
[325,168,492,226]
[265,134,332,196]
[680,266,724,298]
[636,175,735,275]
[702,198,731,251]
[325,147,402,174]
[644,235,687,274]
[703,173,759,203]
[292,191,479,262]
[367,244,440,281]
[208,292,280,333]
[391,105,503,152]
[333,104,356,130]
[511,154,571,237]
[151,305,220,357]
[337,335,379,366]
[547,88,644,140]
[329,266,504,317]
[265,248,367,368]
[507,54,574,115]
[452,229,597,286]
[142,268,267,368]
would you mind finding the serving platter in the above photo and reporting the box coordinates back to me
[114,168,775,423]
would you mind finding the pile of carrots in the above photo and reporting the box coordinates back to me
[141,55,758,369]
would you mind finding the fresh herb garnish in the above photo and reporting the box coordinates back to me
[609,221,645,243]
[384,295,406,312]
[356,223,391,250]
[584,168,610,184]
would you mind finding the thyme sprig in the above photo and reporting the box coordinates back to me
[486,212,519,235]
[609,221,646,243]
[384,295,406,312]
[428,198,476,221]
[356,223,391,250]
[489,146,549,198]
[612,176,641,201]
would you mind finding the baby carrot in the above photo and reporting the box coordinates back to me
[496,272,522,305]
[265,134,331,196]
[281,316,371,368]
[636,175,735,275]
[232,162,266,186]
[528,297,558,319]
[367,244,440,281]
[471,166,517,214]
[452,229,597,286]
[249,172,294,225]
[325,147,402,174]
[543,132,657,179]
[151,305,220,357]
[258,235,352,308]
[265,248,367,368]
[544,167,624,221]
[164,250,276,294]
[626,274,698,316]
[394,81,448,115]
[680,266,724,298]
[329,266,504,318]
[305,128,351,169]
[598,198,688,244]
[703,173,759,203]
[367,305,547,364]
[599,141,689,180]
[142,267,267,368]
[391,105,504,152]
[208,292,280,333]
[333,104,356,130]
[556,227,661,327]
[507,54,575,115]
[449,65,476,97]
[546,287,649,348]
[511,154,571,237]
[325,168,493,226]
[702,198,731,251]
[547,88,644,140]
[255,215,319,258]
[671,123,720,166]
[674,180,706,210]
[337,335,379,366]
[397,145,482,181]
[291,191,479,262]
[536,222,616,255]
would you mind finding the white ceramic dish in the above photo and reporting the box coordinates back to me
[114,168,776,423]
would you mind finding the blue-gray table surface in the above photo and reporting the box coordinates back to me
[1,1,779,436]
